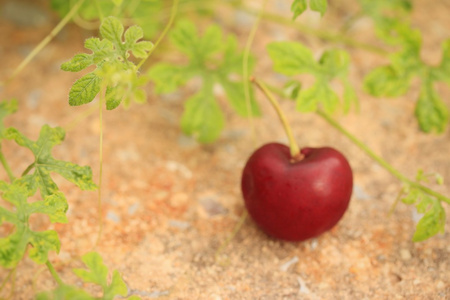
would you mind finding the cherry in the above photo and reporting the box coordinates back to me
[241,143,353,241]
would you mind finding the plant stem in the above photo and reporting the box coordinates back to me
[251,77,301,160]
[243,0,268,148]
[21,163,35,177]
[95,89,106,248]
[233,3,388,56]
[46,261,64,286]
[0,0,86,86]
[0,146,15,182]
[317,110,450,205]
[137,0,180,70]
[215,210,248,264]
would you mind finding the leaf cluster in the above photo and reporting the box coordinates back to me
[0,100,97,269]
[61,16,153,110]
[361,0,450,133]
[400,170,446,242]
[267,41,358,114]
[148,20,260,143]
[37,252,141,300]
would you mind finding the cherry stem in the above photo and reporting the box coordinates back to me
[251,77,302,161]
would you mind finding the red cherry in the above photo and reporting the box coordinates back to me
[241,143,353,241]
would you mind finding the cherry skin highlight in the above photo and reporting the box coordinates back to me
[241,143,353,241]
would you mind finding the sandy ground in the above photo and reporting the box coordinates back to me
[0,0,449,299]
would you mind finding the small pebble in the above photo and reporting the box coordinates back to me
[400,249,412,261]
[106,211,121,223]
[280,256,299,272]
[168,219,191,230]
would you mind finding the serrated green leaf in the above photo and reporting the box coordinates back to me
[124,26,154,58]
[100,16,124,46]
[0,228,28,268]
[363,66,411,97]
[310,0,327,16]
[414,82,449,133]
[4,125,97,198]
[412,197,446,242]
[28,230,61,264]
[84,38,115,64]
[218,77,260,117]
[0,99,18,139]
[68,72,102,106]
[61,53,93,72]
[291,0,307,20]
[29,192,68,224]
[73,252,109,287]
[104,270,128,299]
[401,188,420,205]
[267,42,315,76]
[181,90,225,143]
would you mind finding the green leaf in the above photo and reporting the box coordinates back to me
[84,38,115,64]
[363,66,411,97]
[297,81,339,113]
[218,77,260,117]
[0,182,65,268]
[68,72,102,106]
[148,63,191,94]
[0,229,28,268]
[319,49,350,78]
[29,192,68,224]
[4,125,97,198]
[412,196,446,242]
[100,16,124,47]
[124,25,154,58]
[181,90,225,143]
[291,0,307,19]
[414,82,449,133]
[310,0,328,16]
[73,252,109,287]
[267,41,315,75]
[170,20,198,57]
[28,230,61,264]
[61,53,93,72]
[104,270,128,299]
[0,99,18,139]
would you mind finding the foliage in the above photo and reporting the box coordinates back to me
[37,252,141,300]
[267,41,358,114]
[61,16,153,110]
[148,20,260,143]
[361,0,450,133]
[291,0,328,19]
[401,170,446,242]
